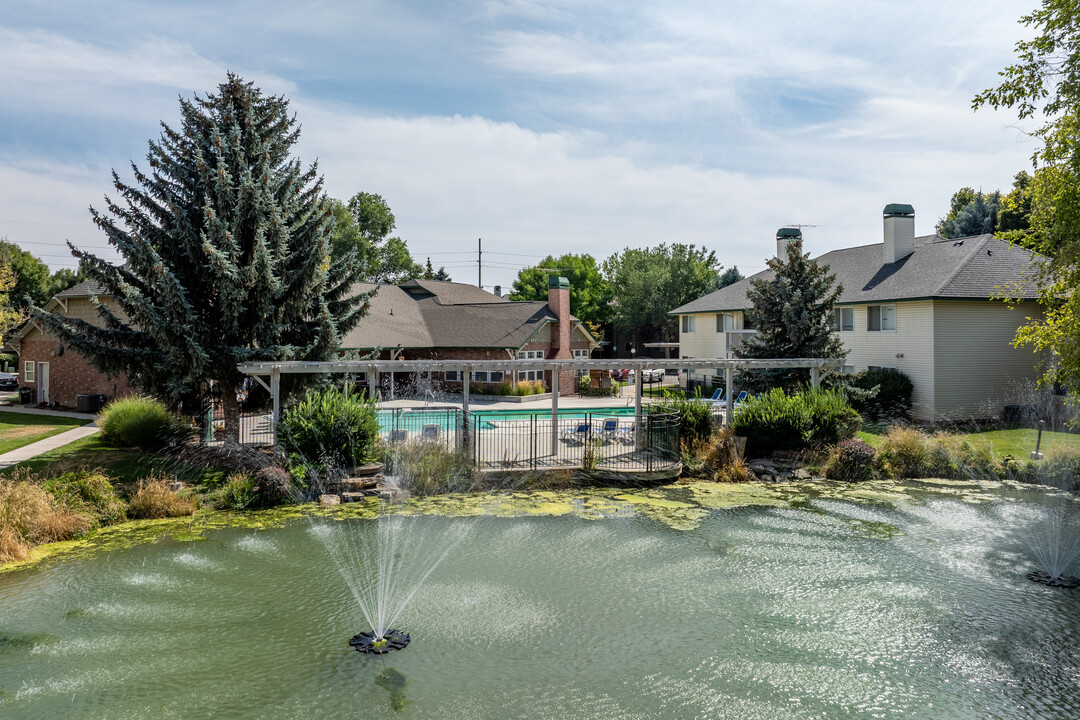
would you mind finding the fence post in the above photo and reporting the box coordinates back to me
[531,414,537,471]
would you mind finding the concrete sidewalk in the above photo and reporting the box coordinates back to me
[0,404,97,421]
[0,423,100,470]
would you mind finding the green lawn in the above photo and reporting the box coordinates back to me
[0,434,229,486]
[858,425,1080,457]
[0,411,91,455]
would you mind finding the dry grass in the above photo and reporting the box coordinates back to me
[128,475,198,519]
[0,476,92,562]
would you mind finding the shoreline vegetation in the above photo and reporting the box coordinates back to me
[3,392,1079,572]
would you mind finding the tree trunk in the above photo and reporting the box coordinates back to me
[223,390,241,445]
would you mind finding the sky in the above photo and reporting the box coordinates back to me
[0,0,1039,292]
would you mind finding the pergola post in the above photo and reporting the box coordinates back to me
[462,364,471,415]
[810,367,821,388]
[270,369,281,451]
[367,365,377,400]
[551,367,560,456]
[724,366,733,426]
[634,368,643,447]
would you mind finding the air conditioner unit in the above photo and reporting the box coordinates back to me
[77,394,105,413]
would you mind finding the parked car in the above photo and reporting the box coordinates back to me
[641,368,665,383]
[0,372,18,391]
[611,369,631,381]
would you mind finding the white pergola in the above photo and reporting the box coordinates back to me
[238,357,845,451]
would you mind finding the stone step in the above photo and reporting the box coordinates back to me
[335,477,380,490]
[351,463,384,478]
[340,490,380,502]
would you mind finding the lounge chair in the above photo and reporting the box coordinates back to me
[732,391,749,409]
[420,424,441,443]
[707,389,725,404]
[561,422,590,444]
[388,428,408,444]
[599,417,620,443]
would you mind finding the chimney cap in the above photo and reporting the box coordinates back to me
[883,203,914,217]
[776,227,803,240]
[548,276,570,290]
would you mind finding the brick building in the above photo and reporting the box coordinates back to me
[340,277,598,393]
[8,281,135,408]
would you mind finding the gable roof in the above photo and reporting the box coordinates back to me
[670,234,1043,315]
[340,280,595,351]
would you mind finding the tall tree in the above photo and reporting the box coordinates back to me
[0,250,23,346]
[735,241,845,390]
[422,257,451,281]
[716,266,744,289]
[37,74,368,439]
[511,254,613,328]
[330,193,424,283]
[0,240,51,309]
[603,244,720,342]
[936,189,1001,238]
[974,0,1080,404]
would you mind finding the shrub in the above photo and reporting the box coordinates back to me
[731,387,860,457]
[577,376,618,397]
[278,387,380,469]
[825,438,878,481]
[848,368,914,420]
[41,469,126,527]
[660,391,716,448]
[384,443,478,496]
[208,467,293,510]
[98,396,191,449]
[128,476,198,519]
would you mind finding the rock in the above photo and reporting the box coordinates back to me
[793,468,811,480]
[351,463,384,477]
[168,481,184,492]
[320,494,341,506]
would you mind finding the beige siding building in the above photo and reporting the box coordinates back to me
[670,205,1044,422]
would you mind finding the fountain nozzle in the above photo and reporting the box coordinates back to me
[349,629,411,654]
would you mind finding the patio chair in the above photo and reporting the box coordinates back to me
[388,428,408,444]
[561,422,590,444]
[420,424,441,443]
[732,391,749,409]
[707,388,725,404]
[616,422,636,444]
[599,417,620,443]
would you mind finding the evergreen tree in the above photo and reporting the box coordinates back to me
[422,257,451,281]
[735,241,845,390]
[936,189,1001,238]
[716,265,744,289]
[37,74,368,439]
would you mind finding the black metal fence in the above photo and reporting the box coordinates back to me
[239,403,681,476]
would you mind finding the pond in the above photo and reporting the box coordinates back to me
[2,479,1079,719]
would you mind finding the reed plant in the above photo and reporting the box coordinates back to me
[0,474,92,562]
[128,475,198,518]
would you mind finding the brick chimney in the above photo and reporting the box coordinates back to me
[883,203,915,263]
[548,275,572,360]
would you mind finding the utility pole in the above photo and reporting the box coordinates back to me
[477,237,482,288]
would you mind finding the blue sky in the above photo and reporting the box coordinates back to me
[0,0,1037,291]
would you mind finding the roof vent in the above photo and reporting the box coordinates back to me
[883,204,915,264]
[776,227,802,260]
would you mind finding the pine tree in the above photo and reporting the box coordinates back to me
[37,74,368,439]
[735,241,845,390]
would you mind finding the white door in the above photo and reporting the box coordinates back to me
[38,362,49,404]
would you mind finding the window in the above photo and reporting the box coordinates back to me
[842,364,855,374]
[867,304,896,331]
[517,350,545,382]
[681,315,695,333]
[572,348,589,378]
[24,361,34,383]
[444,370,461,382]
[833,307,853,332]
[716,313,734,332]
[471,370,504,383]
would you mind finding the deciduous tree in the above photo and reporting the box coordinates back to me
[330,193,424,283]
[37,74,368,439]
[511,254,612,329]
[603,244,720,342]
[974,0,1080,404]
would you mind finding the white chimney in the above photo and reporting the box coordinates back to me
[883,204,915,264]
[775,227,802,260]
[493,285,502,297]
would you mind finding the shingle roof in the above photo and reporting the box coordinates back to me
[670,234,1043,314]
[55,279,110,298]
[340,280,580,350]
